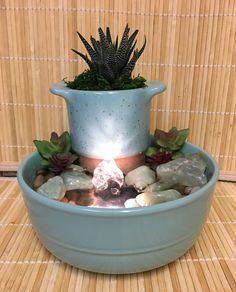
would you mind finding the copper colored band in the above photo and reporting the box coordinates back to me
[79,152,145,174]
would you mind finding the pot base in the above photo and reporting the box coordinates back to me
[17,143,219,274]
[79,152,145,174]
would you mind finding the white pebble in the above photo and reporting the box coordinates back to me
[124,198,141,208]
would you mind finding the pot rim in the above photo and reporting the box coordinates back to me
[50,80,166,94]
[17,142,219,217]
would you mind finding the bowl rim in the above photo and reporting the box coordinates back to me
[17,142,219,217]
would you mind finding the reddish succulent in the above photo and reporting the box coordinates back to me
[48,152,78,173]
[146,151,172,170]
[154,127,189,151]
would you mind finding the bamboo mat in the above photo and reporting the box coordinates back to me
[0,0,236,175]
[0,179,235,291]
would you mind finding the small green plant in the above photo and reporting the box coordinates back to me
[154,127,189,151]
[146,127,189,169]
[33,132,78,173]
[64,24,147,90]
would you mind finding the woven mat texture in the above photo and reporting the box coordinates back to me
[0,179,235,291]
[0,1,236,173]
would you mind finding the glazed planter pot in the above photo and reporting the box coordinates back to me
[17,143,218,274]
[50,81,166,173]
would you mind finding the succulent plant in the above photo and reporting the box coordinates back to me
[154,127,189,151]
[145,127,189,169]
[33,131,78,172]
[48,153,78,173]
[33,131,71,160]
[65,24,147,90]
[146,150,173,170]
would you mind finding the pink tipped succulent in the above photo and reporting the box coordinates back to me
[146,150,172,170]
[33,131,78,173]
[145,127,189,169]
[154,127,189,151]
[48,152,78,173]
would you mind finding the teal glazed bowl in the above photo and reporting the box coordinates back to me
[17,143,218,274]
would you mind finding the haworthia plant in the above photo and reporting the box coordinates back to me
[65,24,147,90]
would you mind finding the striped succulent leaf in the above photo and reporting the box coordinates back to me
[71,24,146,89]
[71,49,93,69]
[121,36,146,77]
[76,32,98,61]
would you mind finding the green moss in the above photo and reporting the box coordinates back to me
[64,70,147,90]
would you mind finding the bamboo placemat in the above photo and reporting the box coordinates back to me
[0,179,235,291]
[0,0,236,175]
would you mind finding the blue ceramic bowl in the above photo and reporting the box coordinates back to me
[17,143,218,274]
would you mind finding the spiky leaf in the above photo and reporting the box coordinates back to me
[69,24,147,90]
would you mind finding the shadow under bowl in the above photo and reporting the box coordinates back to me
[17,143,219,274]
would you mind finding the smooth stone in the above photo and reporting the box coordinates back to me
[61,171,93,190]
[67,164,85,173]
[184,186,201,195]
[173,183,187,195]
[124,198,141,208]
[176,164,207,187]
[185,153,207,172]
[125,165,156,191]
[156,157,207,187]
[144,178,177,192]
[136,190,182,206]
[37,176,66,200]
[33,169,55,190]
[33,174,45,189]
[66,189,95,206]
[156,158,189,180]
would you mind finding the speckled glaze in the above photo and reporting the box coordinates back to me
[50,81,166,159]
[17,143,218,274]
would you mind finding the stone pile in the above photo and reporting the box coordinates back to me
[33,153,208,208]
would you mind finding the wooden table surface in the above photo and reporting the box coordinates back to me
[0,179,235,292]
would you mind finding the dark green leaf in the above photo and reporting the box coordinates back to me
[33,140,57,159]
[145,147,158,157]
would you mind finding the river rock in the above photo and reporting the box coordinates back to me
[136,189,182,206]
[125,165,156,190]
[61,171,93,190]
[184,186,201,195]
[156,158,207,187]
[124,198,141,208]
[33,169,55,190]
[67,164,85,173]
[144,177,177,192]
[185,153,207,172]
[37,176,66,200]
[156,158,189,180]
[65,189,96,206]
[176,164,207,187]
[33,174,45,189]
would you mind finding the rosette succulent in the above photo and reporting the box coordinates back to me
[64,24,147,90]
[154,127,189,151]
[33,131,78,173]
[146,127,189,169]
[48,152,78,173]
